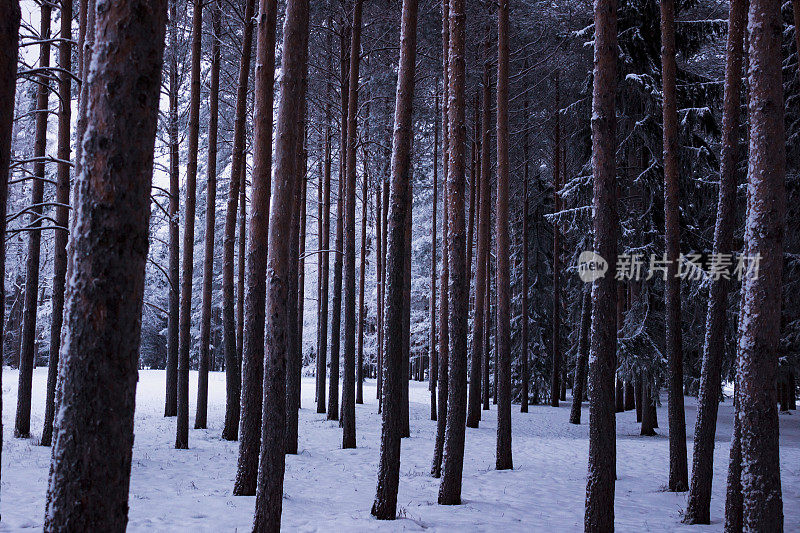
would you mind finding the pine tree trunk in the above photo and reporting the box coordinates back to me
[164,0,180,418]
[640,375,657,436]
[401,174,412,436]
[356,139,368,405]
[569,289,591,425]
[237,163,246,368]
[724,379,743,532]
[41,0,72,447]
[370,0,418,515]
[43,0,167,526]
[329,19,350,422]
[234,0,278,495]
[438,0,468,505]
[341,0,363,449]
[483,250,490,410]
[429,88,439,421]
[0,0,20,492]
[376,162,383,400]
[685,0,747,521]
[736,0,786,526]
[221,0,256,440]
[494,0,512,470]
[195,1,221,430]
[14,1,50,440]
[635,374,642,421]
[317,45,332,414]
[252,0,309,527]
[176,0,203,450]
[584,0,618,526]
[521,88,529,415]
[549,72,562,409]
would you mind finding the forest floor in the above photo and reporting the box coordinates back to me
[1,367,798,531]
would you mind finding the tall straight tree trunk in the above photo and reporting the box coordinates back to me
[429,88,439,421]
[356,136,368,405]
[221,0,256,440]
[43,0,167,526]
[317,103,332,414]
[569,289,591,424]
[370,0,418,516]
[736,0,786,527]
[196,1,221,430]
[550,73,561,409]
[176,0,203,450]
[584,0,618,527]
[329,19,350,422]
[165,0,181,418]
[660,0,689,492]
[14,0,50,439]
[432,0,450,476]
[467,30,491,429]
[252,0,309,527]
[375,162,383,397]
[401,170,412,435]
[233,0,278,495]
[438,0,468,505]
[685,0,747,522]
[483,249,490,410]
[237,163,246,368]
[520,88,529,414]
[341,0,363,449]
[41,0,72,447]
[0,0,20,495]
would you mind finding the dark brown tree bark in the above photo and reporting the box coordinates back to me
[375,164,384,400]
[438,0,468,505]
[494,0,512,471]
[429,87,439,421]
[43,0,167,526]
[550,72,562,409]
[341,0,363,449]
[356,129,368,405]
[221,0,256,440]
[176,0,203,450]
[317,95,332,414]
[0,0,20,494]
[329,17,350,422]
[569,289,591,425]
[483,249,490,410]
[685,0,747,521]
[660,0,689,492]
[736,0,786,526]
[520,88,529,414]
[252,0,309,527]
[195,0,221,430]
[724,379,742,532]
[41,0,72,447]
[584,0,618,527]
[370,0,418,516]
[14,0,51,440]
[234,0,278,495]
[467,30,491,429]
[640,376,657,436]
[237,162,246,367]
[164,0,180,418]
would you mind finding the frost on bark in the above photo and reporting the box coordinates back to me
[438,0,468,506]
[15,0,50,440]
[684,0,747,522]
[41,0,72,447]
[176,0,203,450]
[221,0,256,440]
[736,0,786,527]
[584,0,618,528]
[43,0,167,528]
[370,0,418,517]
[234,0,278,495]
[660,0,688,493]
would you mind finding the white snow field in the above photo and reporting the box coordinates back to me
[1,368,798,531]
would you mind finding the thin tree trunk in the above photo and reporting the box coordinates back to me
[494,0,512,470]
[520,87,529,414]
[251,0,309,527]
[584,0,618,526]
[736,0,786,526]
[429,87,439,421]
[221,0,256,440]
[195,1,221,430]
[370,0,418,516]
[685,0,747,521]
[569,289,591,425]
[233,0,278,495]
[237,160,246,368]
[14,0,51,440]
[176,0,203,450]
[43,0,167,526]
[483,249,490,410]
[401,170,412,436]
[375,160,383,400]
[317,99,331,414]
[164,0,180,418]
[357,132,368,405]
[41,0,72,447]
[724,379,743,532]
[438,0,468,505]
[467,30,491,429]
[341,0,363,449]
[641,374,657,436]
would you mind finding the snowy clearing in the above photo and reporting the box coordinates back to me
[2,368,798,531]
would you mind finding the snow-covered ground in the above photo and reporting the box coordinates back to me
[1,368,798,531]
